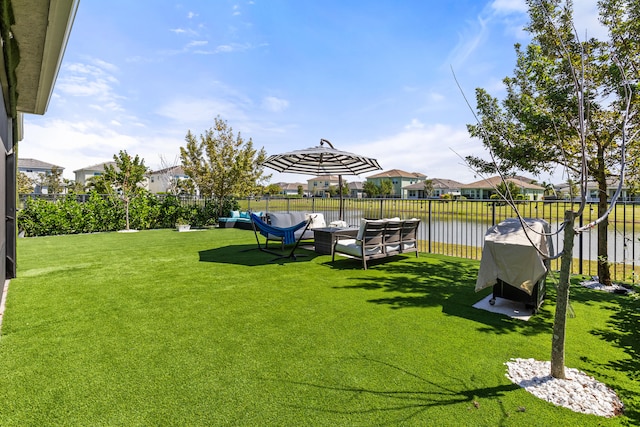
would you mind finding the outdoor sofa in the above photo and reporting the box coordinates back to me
[332,218,420,269]
[263,211,326,249]
[218,210,264,230]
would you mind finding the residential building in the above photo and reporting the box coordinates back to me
[147,166,190,194]
[18,158,65,194]
[461,176,545,200]
[365,169,427,198]
[276,182,308,197]
[307,175,340,197]
[73,161,117,186]
[555,178,639,202]
[2,0,79,279]
[347,181,364,198]
[403,178,464,199]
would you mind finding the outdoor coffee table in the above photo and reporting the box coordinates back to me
[313,227,358,255]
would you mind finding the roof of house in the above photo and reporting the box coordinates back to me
[17,158,64,170]
[462,176,544,190]
[403,178,464,190]
[73,161,117,173]
[149,166,186,176]
[277,182,307,191]
[307,175,340,181]
[348,181,363,190]
[366,169,426,179]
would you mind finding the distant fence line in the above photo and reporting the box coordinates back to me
[19,194,640,283]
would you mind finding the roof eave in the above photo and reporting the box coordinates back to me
[12,0,79,115]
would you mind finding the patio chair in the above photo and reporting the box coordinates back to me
[249,213,312,261]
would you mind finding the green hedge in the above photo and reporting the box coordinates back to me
[17,192,240,237]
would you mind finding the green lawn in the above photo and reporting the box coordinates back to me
[1,228,638,426]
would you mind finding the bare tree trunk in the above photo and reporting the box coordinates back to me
[551,210,575,379]
[125,197,130,230]
[597,179,611,286]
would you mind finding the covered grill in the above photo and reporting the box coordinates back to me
[476,218,554,314]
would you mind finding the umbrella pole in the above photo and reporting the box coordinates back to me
[338,175,343,221]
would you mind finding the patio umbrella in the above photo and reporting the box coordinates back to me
[262,139,382,220]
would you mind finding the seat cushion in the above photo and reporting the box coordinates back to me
[334,239,362,257]
[335,239,383,257]
[306,213,326,228]
[269,212,291,228]
[289,211,307,225]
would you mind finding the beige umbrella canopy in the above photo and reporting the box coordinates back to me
[262,139,382,219]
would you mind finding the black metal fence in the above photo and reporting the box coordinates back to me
[237,197,640,283]
[18,194,639,283]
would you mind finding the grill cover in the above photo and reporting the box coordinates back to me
[475,218,554,295]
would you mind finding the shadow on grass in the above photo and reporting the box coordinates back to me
[330,255,552,335]
[570,282,640,424]
[199,244,319,266]
[266,353,520,425]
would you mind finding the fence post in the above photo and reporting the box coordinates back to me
[491,201,496,226]
[379,199,383,218]
[578,212,583,275]
[428,199,432,253]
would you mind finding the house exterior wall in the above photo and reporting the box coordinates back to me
[307,176,339,197]
[148,172,189,194]
[1,94,14,279]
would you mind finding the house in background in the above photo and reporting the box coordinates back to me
[147,166,190,194]
[347,181,364,198]
[365,169,427,198]
[17,158,65,194]
[461,176,545,200]
[276,182,308,196]
[403,178,464,199]
[555,179,639,202]
[2,0,79,279]
[307,175,340,197]
[73,161,117,186]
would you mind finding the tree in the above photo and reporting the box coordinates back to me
[466,0,640,287]
[423,179,434,198]
[157,155,183,195]
[363,181,379,197]
[491,180,522,200]
[297,185,304,197]
[565,178,579,200]
[180,116,270,217]
[379,179,393,197]
[64,179,84,194]
[103,150,148,230]
[463,0,635,380]
[265,183,282,196]
[17,172,33,194]
[38,166,64,196]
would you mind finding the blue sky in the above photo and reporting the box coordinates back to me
[21,0,604,184]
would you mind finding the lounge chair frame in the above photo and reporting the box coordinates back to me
[249,213,312,261]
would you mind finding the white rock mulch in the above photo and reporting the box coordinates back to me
[505,358,624,417]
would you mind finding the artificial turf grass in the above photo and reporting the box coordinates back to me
[0,228,637,425]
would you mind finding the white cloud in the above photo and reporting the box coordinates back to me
[447,16,490,68]
[348,122,484,182]
[187,11,197,19]
[187,40,208,48]
[261,96,289,113]
[170,28,186,34]
[155,97,248,127]
[491,0,527,15]
[404,119,424,130]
